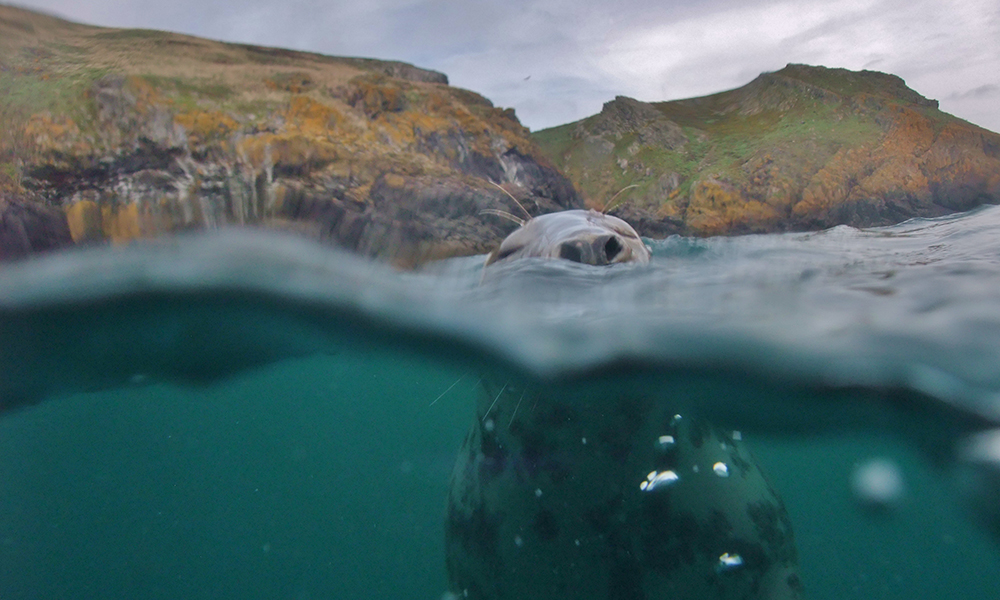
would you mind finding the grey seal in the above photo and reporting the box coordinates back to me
[446,208,803,599]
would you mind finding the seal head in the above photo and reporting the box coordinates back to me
[485,209,650,267]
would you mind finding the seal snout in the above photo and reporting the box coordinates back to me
[558,233,625,265]
[485,209,650,267]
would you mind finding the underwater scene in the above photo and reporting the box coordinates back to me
[3,204,1000,599]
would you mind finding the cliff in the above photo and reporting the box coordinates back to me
[4,7,999,263]
[534,64,1000,236]
[0,6,578,264]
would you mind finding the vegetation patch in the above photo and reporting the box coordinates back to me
[533,63,999,236]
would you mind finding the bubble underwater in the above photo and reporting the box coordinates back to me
[3,204,1000,599]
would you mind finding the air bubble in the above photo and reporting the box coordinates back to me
[717,552,743,572]
[851,458,904,510]
[641,470,679,491]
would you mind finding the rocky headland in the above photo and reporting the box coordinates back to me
[0,6,577,264]
[535,64,1000,237]
[2,6,999,264]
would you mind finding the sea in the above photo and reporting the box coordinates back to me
[2,204,1000,599]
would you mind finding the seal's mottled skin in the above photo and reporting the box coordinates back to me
[445,210,803,600]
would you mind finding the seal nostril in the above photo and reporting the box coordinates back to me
[559,242,583,263]
[604,236,622,262]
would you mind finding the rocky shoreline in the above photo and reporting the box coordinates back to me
[2,7,999,265]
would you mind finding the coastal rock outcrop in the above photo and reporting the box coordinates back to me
[0,6,577,265]
[0,196,73,259]
[535,64,1000,236]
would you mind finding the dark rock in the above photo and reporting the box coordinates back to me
[0,197,73,260]
[590,96,687,150]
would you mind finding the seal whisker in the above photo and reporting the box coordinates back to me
[480,209,525,226]
[488,180,532,221]
[601,184,639,214]
[508,392,525,429]
[483,381,508,422]
[429,372,467,406]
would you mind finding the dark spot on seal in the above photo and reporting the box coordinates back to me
[747,500,798,563]
[688,420,710,448]
[517,428,546,476]
[707,509,734,539]
[639,490,696,573]
[532,509,560,541]
[730,450,753,476]
[515,428,570,482]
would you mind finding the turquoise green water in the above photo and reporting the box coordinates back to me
[0,352,475,599]
[3,206,1000,598]
[3,351,998,599]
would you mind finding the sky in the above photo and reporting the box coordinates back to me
[13,0,1000,133]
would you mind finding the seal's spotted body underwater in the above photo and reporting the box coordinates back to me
[445,209,803,599]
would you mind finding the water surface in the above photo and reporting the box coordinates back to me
[3,205,1000,599]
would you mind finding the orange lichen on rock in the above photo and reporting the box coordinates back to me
[286,95,350,135]
[174,109,239,143]
[23,112,88,156]
[100,203,141,243]
[234,96,354,172]
[794,146,870,217]
[65,200,102,242]
[264,72,315,94]
[126,75,167,114]
[687,178,779,234]
[347,76,406,118]
[65,199,144,244]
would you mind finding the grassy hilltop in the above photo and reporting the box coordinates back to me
[534,64,1000,236]
[0,5,577,264]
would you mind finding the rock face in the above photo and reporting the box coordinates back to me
[534,64,1000,236]
[5,8,998,261]
[0,6,578,265]
[0,196,73,260]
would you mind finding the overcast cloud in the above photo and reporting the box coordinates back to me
[13,0,1000,132]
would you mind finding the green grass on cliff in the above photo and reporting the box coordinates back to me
[0,69,103,115]
[0,68,110,147]
[141,75,234,102]
[533,84,884,212]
